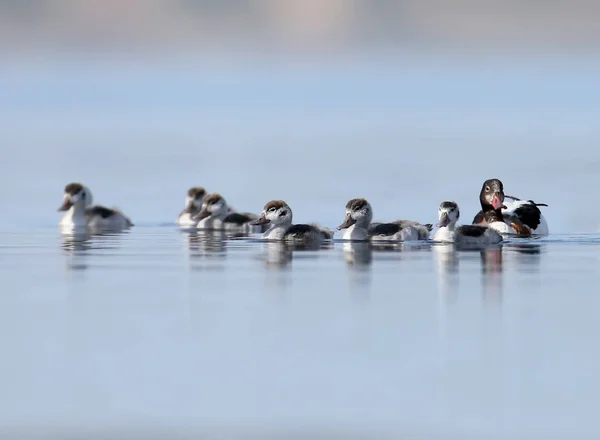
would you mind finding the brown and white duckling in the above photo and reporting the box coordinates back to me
[192,193,260,232]
[472,178,549,236]
[434,201,502,244]
[250,200,332,244]
[177,187,206,227]
[58,183,133,231]
[337,198,430,242]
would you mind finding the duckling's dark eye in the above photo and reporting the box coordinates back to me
[81,192,86,199]
[268,207,276,212]
[485,186,490,191]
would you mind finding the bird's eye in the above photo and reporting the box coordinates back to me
[485,186,490,191]
[268,207,276,212]
[81,192,86,199]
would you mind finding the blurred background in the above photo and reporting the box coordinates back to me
[2,3,600,439]
[2,0,599,232]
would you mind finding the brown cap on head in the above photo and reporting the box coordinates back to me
[263,200,288,211]
[204,193,224,205]
[64,183,84,195]
[440,201,458,210]
[346,198,369,211]
[187,187,206,198]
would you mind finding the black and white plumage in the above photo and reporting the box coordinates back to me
[435,201,502,245]
[337,198,431,242]
[502,195,549,235]
[58,182,133,231]
[251,200,332,244]
[193,193,258,233]
[472,178,549,236]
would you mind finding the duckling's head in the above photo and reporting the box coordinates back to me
[251,200,292,227]
[185,187,206,213]
[58,182,93,211]
[337,198,372,230]
[437,201,460,227]
[194,193,228,221]
[480,178,505,211]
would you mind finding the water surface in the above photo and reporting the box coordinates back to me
[1,227,600,439]
[2,54,600,439]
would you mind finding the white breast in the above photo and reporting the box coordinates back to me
[263,226,287,241]
[60,209,86,228]
[342,225,368,241]
[177,212,198,227]
[433,227,455,243]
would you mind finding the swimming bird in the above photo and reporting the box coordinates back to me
[472,178,549,236]
[337,198,431,242]
[434,201,502,244]
[193,193,258,232]
[250,200,332,244]
[58,183,133,230]
[177,187,206,226]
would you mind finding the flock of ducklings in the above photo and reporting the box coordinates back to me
[58,178,549,246]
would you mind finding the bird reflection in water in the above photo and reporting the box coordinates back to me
[61,228,92,253]
[479,241,544,302]
[60,228,127,271]
[480,244,504,305]
[433,243,460,297]
[260,240,330,268]
[183,230,232,271]
[503,241,544,274]
[262,241,294,268]
[366,241,432,263]
[433,243,460,339]
[342,241,372,267]
[342,242,373,301]
[433,243,505,334]
[258,241,332,293]
[184,230,231,255]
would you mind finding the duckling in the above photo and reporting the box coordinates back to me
[177,187,206,226]
[435,201,502,245]
[337,198,427,242]
[250,200,332,244]
[193,193,257,232]
[58,183,133,231]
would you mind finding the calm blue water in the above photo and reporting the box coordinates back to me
[1,54,600,439]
